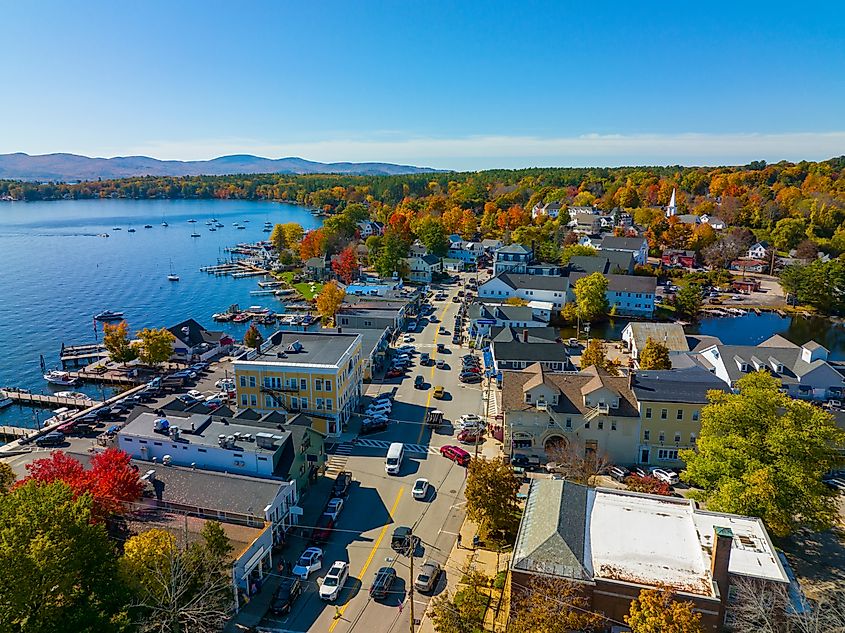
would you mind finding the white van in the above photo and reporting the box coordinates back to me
[385,442,404,475]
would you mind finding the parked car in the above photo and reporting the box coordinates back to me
[440,445,471,466]
[510,454,541,470]
[370,567,397,600]
[457,429,483,444]
[312,514,335,544]
[437,343,446,353]
[608,465,631,482]
[269,576,302,615]
[319,561,349,602]
[386,369,405,378]
[332,471,353,498]
[292,547,323,580]
[650,468,680,485]
[433,386,445,399]
[436,359,446,369]
[324,497,344,521]
[361,418,389,434]
[35,431,65,447]
[412,478,430,500]
[461,365,482,374]
[415,375,425,389]
[459,373,482,384]
[391,526,419,555]
[414,560,443,593]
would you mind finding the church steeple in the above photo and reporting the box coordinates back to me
[666,188,677,217]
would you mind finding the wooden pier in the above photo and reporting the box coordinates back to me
[0,426,31,440]
[0,390,102,409]
[65,369,144,385]
[60,342,109,368]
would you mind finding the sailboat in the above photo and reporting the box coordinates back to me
[167,259,179,281]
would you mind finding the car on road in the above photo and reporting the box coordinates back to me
[215,378,234,389]
[433,386,445,399]
[407,320,418,331]
[458,413,483,424]
[35,431,66,447]
[332,471,353,498]
[324,497,344,521]
[319,561,350,602]
[436,343,446,353]
[438,326,448,335]
[608,465,631,482]
[403,334,414,343]
[187,389,205,400]
[312,514,335,544]
[440,444,471,466]
[414,560,443,593]
[436,359,446,369]
[176,394,199,405]
[361,418,389,434]
[459,373,482,384]
[651,468,679,485]
[366,401,392,414]
[510,454,541,470]
[415,375,425,389]
[370,567,397,601]
[292,547,323,580]
[420,352,431,365]
[457,429,483,444]
[269,576,302,615]
[386,368,405,378]
[412,478,430,500]
[391,526,419,555]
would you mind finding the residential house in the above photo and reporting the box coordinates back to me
[747,241,771,260]
[569,272,657,318]
[621,322,689,362]
[662,249,697,268]
[478,273,569,311]
[676,214,702,226]
[167,318,232,362]
[503,364,640,464]
[491,337,570,374]
[304,256,330,281]
[531,201,563,219]
[511,480,791,631]
[525,262,565,276]
[568,251,635,275]
[336,307,403,332]
[356,220,384,238]
[447,235,482,265]
[404,254,442,283]
[569,208,602,234]
[441,257,463,273]
[730,259,767,273]
[631,366,729,466]
[732,278,761,294]
[599,235,649,265]
[233,330,364,436]
[480,238,503,254]
[695,335,845,401]
[700,214,727,230]
[493,244,533,275]
[468,302,551,339]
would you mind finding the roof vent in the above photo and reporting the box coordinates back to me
[287,340,303,353]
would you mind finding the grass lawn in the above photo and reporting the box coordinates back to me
[295,282,323,300]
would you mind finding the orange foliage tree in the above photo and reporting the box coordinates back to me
[332,245,359,284]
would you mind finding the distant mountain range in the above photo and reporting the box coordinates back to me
[0,152,440,182]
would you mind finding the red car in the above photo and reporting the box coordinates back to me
[457,429,483,444]
[386,369,405,378]
[461,365,482,374]
[440,445,471,466]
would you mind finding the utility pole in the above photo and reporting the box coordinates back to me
[408,525,415,633]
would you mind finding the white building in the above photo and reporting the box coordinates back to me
[598,235,649,266]
[531,201,563,219]
[478,273,569,311]
[747,241,771,260]
[404,254,442,283]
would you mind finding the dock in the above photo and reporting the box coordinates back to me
[0,426,31,440]
[201,259,272,279]
[65,368,144,385]
[60,342,109,368]
[249,289,278,296]
[0,390,102,410]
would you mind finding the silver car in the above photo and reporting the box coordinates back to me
[414,560,442,593]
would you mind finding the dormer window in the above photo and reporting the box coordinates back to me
[524,393,532,403]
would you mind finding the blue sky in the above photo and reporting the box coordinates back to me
[2,0,844,169]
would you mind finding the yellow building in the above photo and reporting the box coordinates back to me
[233,331,363,437]
[630,366,728,468]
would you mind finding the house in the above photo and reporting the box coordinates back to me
[695,335,845,401]
[599,235,649,265]
[356,220,384,238]
[167,319,232,362]
[569,208,602,234]
[621,322,689,361]
[480,238,503,253]
[730,259,767,273]
[701,214,726,230]
[511,480,791,631]
[336,307,404,332]
[304,256,330,281]
[468,303,550,340]
[732,278,761,294]
[531,201,563,219]
[493,244,533,275]
[446,235,482,265]
[503,364,640,464]
[747,241,770,260]
[404,254,442,283]
[569,251,635,275]
[233,330,364,436]
[345,279,405,298]
[676,214,702,226]
[568,272,657,318]
[478,273,570,311]
[661,249,697,268]
[631,366,729,466]
[525,262,564,276]
[491,336,570,374]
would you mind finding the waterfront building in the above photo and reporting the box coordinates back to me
[478,273,569,311]
[621,322,690,362]
[167,318,233,362]
[233,330,363,436]
[598,235,649,266]
[569,272,657,318]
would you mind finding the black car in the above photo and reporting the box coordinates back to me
[414,375,425,389]
[332,471,353,498]
[391,526,419,555]
[35,431,66,447]
[511,455,541,471]
[370,567,397,600]
[361,418,389,435]
[269,576,302,615]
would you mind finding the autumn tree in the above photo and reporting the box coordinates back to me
[574,272,609,322]
[103,320,138,365]
[415,215,449,256]
[132,327,175,366]
[299,228,327,260]
[673,284,702,319]
[560,244,597,264]
[731,576,845,633]
[510,575,604,633]
[331,245,359,283]
[465,457,521,540]
[243,324,263,349]
[316,281,345,325]
[638,337,672,369]
[429,562,490,633]
[0,462,15,493]
[269,223,287,251]
[625,586,704,633]
[681,371,845,536]
[0,481,130,632]
[544,438,609,485]
[624,475,671,496]
[580,339,618,375]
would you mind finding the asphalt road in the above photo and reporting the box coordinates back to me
[263,273,486,633]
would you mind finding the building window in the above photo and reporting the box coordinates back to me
[240,375,246,387]
[265,396,274,408]
[659,431,666,443]
[325,380,332,392]
[597,421,604,430]
[124,438,133,442]
[249,376,256,388]
[250,395,257,406]
[300,378,307,390]
[301,397,308,410]
[291,397,299,409]
[643,429,650,441]
[692,409,699,421]
[645,407,651,419]
[315,379,322,391]
[611,420,617,431]
[674,432,682,443]
[264,377,271,388]
[524,393,531,403]
[657,448,679,461]
[241,394,248,406]
[316,398,324,410]
[326,399,333,411]
[690,433,697,444]
[676,409,683,420]
[660,408,667,420]
[585,421,590,429]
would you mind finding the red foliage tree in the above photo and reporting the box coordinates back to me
[332,245,359,284]
[299,228,327,260]
[20,448,143,519]
[624,475,672,496]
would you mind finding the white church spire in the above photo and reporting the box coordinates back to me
[666,188,677,217]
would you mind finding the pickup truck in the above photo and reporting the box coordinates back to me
[332,471,353,498]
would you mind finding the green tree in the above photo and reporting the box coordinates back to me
[780,258,845,314]
[415,216,449,256]
[574,272,609,322]
[580,339,618,374]
[429,566,489,633]
[771,217,807,251]
[243,324,263,349]
[316,280,346,324]
[673,284,702,319]
[364,234,383,260]
[560,244,597,264]
[375,230,410,279]
[681,371,845,537]
[465,458,521,540]
[625,586,704,633]
[638,338,672,370]
[0,481,129,632]
[132,328,175,366]
[103,321,138,365]
[0,462,15,493]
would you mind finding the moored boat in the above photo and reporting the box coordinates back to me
[94,310,125,321]
[44,370,80,386]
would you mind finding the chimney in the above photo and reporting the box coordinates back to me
[337,327,342,334]
[711,526,734,622]
[522,329,528,343]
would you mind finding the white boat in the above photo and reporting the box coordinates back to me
[188,219,197,223]
[190,232,201,238]
[209,227,217,232]
[0,396,12,409]
[215,222,224,228]
[161,221,169,227]
[55,391,89,400]
[127,227,136,233]
[44,371,80,386]
[94,310,125,321]
[237,225,246,229]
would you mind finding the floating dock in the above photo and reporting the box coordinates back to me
[0,390,102,409]
[60,342,109,368]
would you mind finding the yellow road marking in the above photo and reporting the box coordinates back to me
[328,487,404,632]
[417,287,456,443]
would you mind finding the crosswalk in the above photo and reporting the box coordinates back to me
[323,441,353,477]
[344,438,440,455]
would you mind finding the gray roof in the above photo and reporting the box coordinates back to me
[327,326,389,358]
[569,250,634,275]
[168,318,225,347]
[631,367,729,403]
[599,236,646,251]
[252,330,361,366]
[568,272,656,294]
[305,256,327,269]
[421,254,441,266]
[497,273,569,292]
[496,243,533,255]
[492,340,569,364]
[625,322,689,354]
[469,303,539,323]
[490,326,559,343]
[677,214,701,224]
[512,479,591,580]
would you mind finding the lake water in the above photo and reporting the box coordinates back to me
[0,199,322,428]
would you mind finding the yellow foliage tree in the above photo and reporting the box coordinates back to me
[316,281,345,325]
[626,586,704,633]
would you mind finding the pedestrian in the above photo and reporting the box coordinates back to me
[456,533,462,549]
